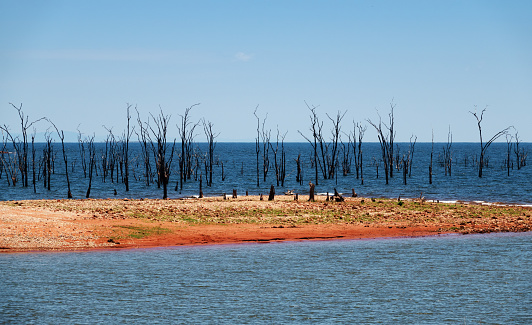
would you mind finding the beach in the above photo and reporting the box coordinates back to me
[1,195,531,253]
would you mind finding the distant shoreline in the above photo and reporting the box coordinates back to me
[1,196,531,253]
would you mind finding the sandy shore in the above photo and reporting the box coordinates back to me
[1,195,531,253]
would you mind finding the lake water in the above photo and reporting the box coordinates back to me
[1,142,531,204]
[1,232,531,324]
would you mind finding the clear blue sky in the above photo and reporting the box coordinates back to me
[1,0,531,142]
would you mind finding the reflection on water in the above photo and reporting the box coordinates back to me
[1,232,530,323]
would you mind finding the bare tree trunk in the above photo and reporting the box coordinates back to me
[268,185,275,201]
[368,116,390,185]
[199,176,203,198]
[1,103,44,187]
[470,107,510,178]
[136,108,153,186]
[124,104,133,192]
[298,102,321,185]
[48,120,72,198]
[408,135,417,177]
[203,119,217,187]
[31,133,36,193]
[326,111,346,179]
[77,129,87,178]
[254,105,260,187]
[178,104,200,190]
[506,134,513,177]
[295,154,302,185]
[86,136,96,198]
[429,131,434,185]
[308,182,315,202]
[149,108,176,199]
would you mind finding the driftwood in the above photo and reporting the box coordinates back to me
[334,188,345,202]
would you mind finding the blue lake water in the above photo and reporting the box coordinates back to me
[1,142,531,204]
[1,232,531,323]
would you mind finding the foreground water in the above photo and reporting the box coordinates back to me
[1,232,530,323]
[1,142,531,204]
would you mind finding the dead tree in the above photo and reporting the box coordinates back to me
[149,109,176,199]
[123,104,134,191]
[429,131,434,185]
[387,101,396,178]
[253,105,261,187]
[261,117,271,183]
[368,114,392,185]
[31,131,36,193]
[470,107,511,177]
[86,135,96,198]
[352,122,366,183]
[326,111,346,179]
[1,138,18,186]
[0,103,44,187]
[0,133,5,181]
[135,108,153,186]
[295,154,303,185]
[270,128,287,186]
[514,131,528,170]
[298,102,322,185]
[505,133,513,176]
[402,155,408,185]
[47,119,72,198]
[100,129,117,183]
[43,132,53,190]
[199,176,203,198]
[77,129,87,178]
[442,127,453,176]
[203,119,218,187]
[341,139,351,176]
[408,135,417,177]
[177,104,200,190]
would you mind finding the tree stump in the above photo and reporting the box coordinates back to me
[308,182,315,202]
[268,185,275,201]
[232,189,237,199]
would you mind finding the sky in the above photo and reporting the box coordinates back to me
[1,0,531,142]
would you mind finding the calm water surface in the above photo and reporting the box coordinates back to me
[1,232,531,324]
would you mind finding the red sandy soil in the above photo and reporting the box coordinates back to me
[1,196,530,253]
